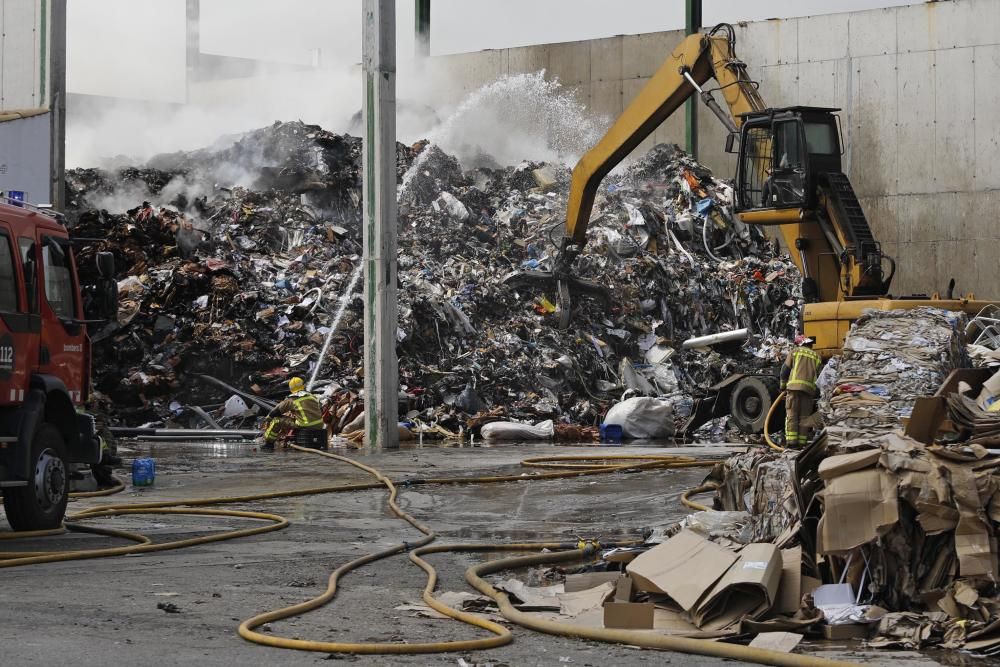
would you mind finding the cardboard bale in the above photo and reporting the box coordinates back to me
[625,530,737,611]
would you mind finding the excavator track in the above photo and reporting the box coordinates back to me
[821,172,876,256]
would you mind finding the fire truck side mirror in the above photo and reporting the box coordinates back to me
[94,252,118,322]
[96,251,115,278]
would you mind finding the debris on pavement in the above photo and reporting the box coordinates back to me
[471,308,1000,654]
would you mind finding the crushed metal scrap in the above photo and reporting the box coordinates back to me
[66,121,800,433]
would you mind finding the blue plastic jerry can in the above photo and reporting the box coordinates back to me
[132,457,156,487]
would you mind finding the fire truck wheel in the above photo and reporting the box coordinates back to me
[3,424,69,531]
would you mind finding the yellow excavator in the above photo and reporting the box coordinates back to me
[515,23,995,433]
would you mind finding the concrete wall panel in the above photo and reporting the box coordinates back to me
[896,50,935,194]
[738,19,797,67]
[507,45,548,76]
[590,37,622,83]
[897,0,994,53]
[934,47,976,192]
[974,45,1000,189]
[958,190,1000,242]
[590,79,623,121]
[850,54,898,197]
[798,58,848,111]
[622,31,680,80]
[548,41,590,86]
[973,239,1000,299]
[797,12,849,63]
[0,113,51,204]
[848,7,897,58]
[758,63,799,109]
[1,0,40,109]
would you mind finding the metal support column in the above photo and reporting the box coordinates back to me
[49,0,66,211]
[415,0,430,57]
[685,0,702,159]
[362,0,400,450]
[186,0,201,92]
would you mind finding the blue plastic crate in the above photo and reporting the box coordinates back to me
[599,423,623,444]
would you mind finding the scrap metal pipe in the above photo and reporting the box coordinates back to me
[681,327,749,349]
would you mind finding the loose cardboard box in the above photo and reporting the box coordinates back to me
[905,396,948,445]
[614,576,633,602]
[818,449,881,480]
[817,469,899,554]
[626,530,737,611]
[749,631,803,653]
[908,368,996,443]
[603,602,654,629]
[564,572,623,593]
[692,543,783,630]
[776,546,803,615]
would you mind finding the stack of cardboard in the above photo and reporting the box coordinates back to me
[820,307,969,445]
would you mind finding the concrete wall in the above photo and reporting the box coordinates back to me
[0,113,52,204]
[429,0,1000,300]
[0,0,50,110]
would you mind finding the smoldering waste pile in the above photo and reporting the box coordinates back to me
[66,121,801,429]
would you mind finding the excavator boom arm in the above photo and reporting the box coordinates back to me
[562,26,764,252]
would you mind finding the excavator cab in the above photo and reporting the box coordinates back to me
[734,106,842,214]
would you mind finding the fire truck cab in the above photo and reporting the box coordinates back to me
[0,199,117,530]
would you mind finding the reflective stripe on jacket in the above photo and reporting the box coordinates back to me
[784,347,821,395]
[275,392,324,428]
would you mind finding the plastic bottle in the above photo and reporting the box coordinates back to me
[132,457,156,487]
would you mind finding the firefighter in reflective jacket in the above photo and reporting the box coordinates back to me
[262,377,324,448]
[780,335,822,447]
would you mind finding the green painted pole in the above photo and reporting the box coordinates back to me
[685,0,702,158]
[415,0,430,57]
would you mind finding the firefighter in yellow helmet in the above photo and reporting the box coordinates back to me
[780,335,822,447]
[261,377,324,449]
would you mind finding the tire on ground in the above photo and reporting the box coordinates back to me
[3,424,69,531]
[729,376,781,434]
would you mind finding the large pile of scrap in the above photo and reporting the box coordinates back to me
[67,121,800,430]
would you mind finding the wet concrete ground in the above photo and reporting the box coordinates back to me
[0,439,957,666]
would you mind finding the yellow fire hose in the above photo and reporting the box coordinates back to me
[0,448,859,666]
[681,391,786,512]
[765,390,787,451]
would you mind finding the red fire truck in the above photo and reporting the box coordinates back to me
[0,198,116,530]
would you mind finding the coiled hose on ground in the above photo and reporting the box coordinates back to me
[0,449,858,666]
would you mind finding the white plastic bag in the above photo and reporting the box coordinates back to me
[434,191,469,221]
[480,420,554,441]
[223,395,250,418]
[603,397,675,439]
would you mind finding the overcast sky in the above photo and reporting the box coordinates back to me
[68,0,918,102]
